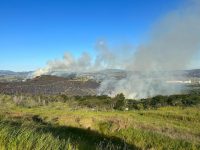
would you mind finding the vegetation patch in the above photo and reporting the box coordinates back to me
[0,93,200,149]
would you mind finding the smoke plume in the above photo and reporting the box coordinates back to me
[99,0,200,99]
[33,0,200,99]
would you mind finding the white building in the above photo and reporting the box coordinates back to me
[166,80,192,84]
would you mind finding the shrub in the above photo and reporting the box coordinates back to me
[113,93,125,110]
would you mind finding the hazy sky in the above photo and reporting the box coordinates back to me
[0,0,195,71]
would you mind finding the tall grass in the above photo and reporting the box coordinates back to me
[0,94,200,149]
[0,117,135,150]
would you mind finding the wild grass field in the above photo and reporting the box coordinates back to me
[0,94,200,150]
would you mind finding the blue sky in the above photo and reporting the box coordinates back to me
[0,0,184,71]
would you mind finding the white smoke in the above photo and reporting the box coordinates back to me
[32,41,130,77]
[32,0,200,99]
[33,52,92,76]
[98,0,200,99]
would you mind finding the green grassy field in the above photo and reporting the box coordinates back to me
[0,95,200,150]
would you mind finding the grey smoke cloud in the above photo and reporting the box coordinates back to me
[33,0,200,99]
[131,10,200,71]
[99,0,200,99]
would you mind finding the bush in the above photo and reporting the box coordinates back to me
[113,93,125,110]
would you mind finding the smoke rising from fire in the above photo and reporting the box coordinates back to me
[32,1,200,99]
[33,41,131,77]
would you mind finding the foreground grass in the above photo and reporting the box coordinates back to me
[0,118,135,150]
[0,98,200,149]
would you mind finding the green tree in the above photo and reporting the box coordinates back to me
[114,93,125,110]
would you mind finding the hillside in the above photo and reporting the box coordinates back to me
[0,94,199,150]
[0,69,200,96]
[0,75,99,96]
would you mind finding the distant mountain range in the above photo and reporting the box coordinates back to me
[0,70,32,76]
[0,70,32,82]
[0,69,200,83]
[185,69,200,78]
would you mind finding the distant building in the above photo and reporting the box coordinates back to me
[166,80,192,84]
[183,80,192,84]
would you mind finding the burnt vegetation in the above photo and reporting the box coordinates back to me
[0,74,200,110]
[0,75,99,96]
